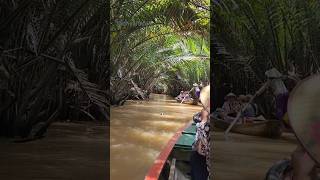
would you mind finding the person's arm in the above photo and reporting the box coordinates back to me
[222,102,229,112]
[201,108,209,123]
[292,145,315,180]
[256,80,271,96]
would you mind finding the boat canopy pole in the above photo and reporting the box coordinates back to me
[224,81,269,139]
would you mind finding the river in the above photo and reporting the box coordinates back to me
[0,122,108,180]
[212,131,297,180]
[110,94,201,180]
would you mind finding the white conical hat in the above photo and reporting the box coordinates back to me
[288,74,320,164]
[224,92,236,100]
[200,85,210,108]
[265,68,282,78]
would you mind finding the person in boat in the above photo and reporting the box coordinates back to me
[193,83,201,99]
[263,68,289,123]
[190,85,210,180]
[258,68,299,130]
[290,146,317,180]
[217,93,242,123]
[176,91,184,100]
[222,93,241,117]
[238,94,258,122]
[265,75,318,180]
[266,131,318,180]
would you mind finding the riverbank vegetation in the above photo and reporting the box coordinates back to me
[0,0,209,138]
[212,0,320,108]
[110,0,210,105]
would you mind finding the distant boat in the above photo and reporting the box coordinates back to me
[212,116,282,138]
[145,122,196,180]
[175,98,199,105]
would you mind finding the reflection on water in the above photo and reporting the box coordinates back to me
[110,94,201,180]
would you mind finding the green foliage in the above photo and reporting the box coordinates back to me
[110,0,210,104]
[213,0,320,94]
[0,0,109,137]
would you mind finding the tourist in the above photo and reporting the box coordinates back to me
[291,145,317,180]
[221,92,241,117]
[265,74,318,180]
[175,91,184,101]
[240,94,257,119]
[193,83,201,99]
[190,85,210,180]
[196,84,201,98]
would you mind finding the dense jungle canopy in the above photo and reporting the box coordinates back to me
[0,0,209,138]
[110,0,210,105]
[0,0,109,138]
[212,0,320,108]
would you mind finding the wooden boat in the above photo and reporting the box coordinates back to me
[212,116,282,138]
[176,98,199,105]
[176,99,194,105]
[145,122,196,180]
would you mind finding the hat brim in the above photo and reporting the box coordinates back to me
[288,74,320,164]
[200,85,210,108]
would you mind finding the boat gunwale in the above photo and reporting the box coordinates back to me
[212,116,282,138]
[145,121,193,180]
[212,116,278,127]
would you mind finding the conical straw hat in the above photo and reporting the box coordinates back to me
[288,74,320,164]
[200,85,210,109]
[224,92,236,100]
[265,68,282,78]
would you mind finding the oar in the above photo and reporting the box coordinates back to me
[181,87,194,104]
[224,81,269,139]
[180,95,187,104]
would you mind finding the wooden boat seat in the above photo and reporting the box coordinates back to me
[174,133,195,150]
[182,124,196,135]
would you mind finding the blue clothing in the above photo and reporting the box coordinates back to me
[190,151,209,180]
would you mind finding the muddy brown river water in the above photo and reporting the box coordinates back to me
[0,122,108,180]
[212,131,297,180]
[0,93,298,180]
[110,94,201,180]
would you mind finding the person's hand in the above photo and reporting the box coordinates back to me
[292,145,315,180]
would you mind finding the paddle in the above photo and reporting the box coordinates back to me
[224,81,269,139]
[181,87,194,104]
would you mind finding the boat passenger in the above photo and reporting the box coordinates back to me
[240,94,257,118]
[190,85,210,180]
[190,83,201,101]
[264,68,289,122]
[195,83,201,98]
[221,93,241,117]
[265,75,318,180]
[291,145,317,180]
[177,91,184,100]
